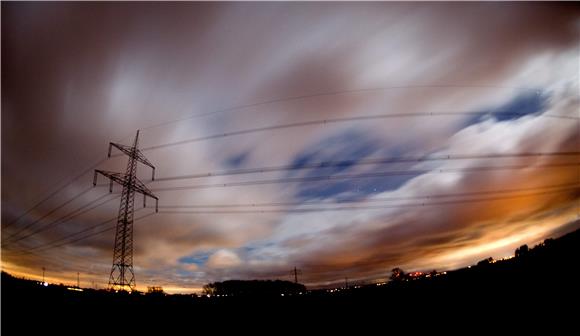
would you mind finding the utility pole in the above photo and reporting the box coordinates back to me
[93,130,158,292]
[292,267,302,284]
[77,272,80,288]
[42,267,45,283]
[345,277,348,289]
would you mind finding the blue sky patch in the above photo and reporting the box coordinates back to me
[461,90,549,128]
[476,91,550,126]
[179,252,211,266]
[287,130,381,178]
[296,173,418,201]
[490,91,548,121]
[224,151,250,168]
[288,130,422,201]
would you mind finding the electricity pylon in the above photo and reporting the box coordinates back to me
[292,267,302,284]
[93,130,158,292]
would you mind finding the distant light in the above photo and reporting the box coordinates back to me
[281,293,284,296]
[43,282,48,287]
[67,287,83,292]
[206,294,210,298]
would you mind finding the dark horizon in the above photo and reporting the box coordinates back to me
[6,223,579,295]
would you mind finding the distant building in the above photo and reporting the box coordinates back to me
[407,271,425,279]
[147,286,164,294]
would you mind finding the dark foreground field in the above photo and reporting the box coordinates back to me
[3,227,580,330]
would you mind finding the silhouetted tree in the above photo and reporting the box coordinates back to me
[202,283,217,296]
[515,244,529,258]
[390,268,406,282]
[477,257,494,266]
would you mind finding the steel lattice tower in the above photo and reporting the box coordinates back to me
[92,130,158,292]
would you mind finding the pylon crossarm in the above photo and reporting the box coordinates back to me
[109,142,134,158]
[93,170,128,188]
[143,197,159,212]
[133,177,158,200]
[110,142,155,172]
[135,150,155,171]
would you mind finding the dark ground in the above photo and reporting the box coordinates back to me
[3,228,580,331]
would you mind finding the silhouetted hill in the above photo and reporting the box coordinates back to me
[3,227,579,330]
[203,279,306,297]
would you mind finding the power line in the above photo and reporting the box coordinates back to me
[7,157,577,244]
[3,158,109,230]
[140,110,576,153]
[154,187,578,215]
[3,192,118,245]
[2,186,97,241]
[10,211,155,257]
[5,85,569,231]
[154,183,579,209]
[3,235,112,265]
[10,183,577,256]
[5,180,155,245]
[6,200,577,285]
[9,112,573,233]
[7,186,572,268]
[1,248,69,272]
[2,244,111,277]
[36,211,155,254]
[152,151,580,183]
[5,211,149,258]
[140,84,546,131]
[150,162,580,192]
[3,129,154,231]
[10,216,118,254]
[5,93,575,261]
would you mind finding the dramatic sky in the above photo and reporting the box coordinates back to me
[2,2,579,293]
